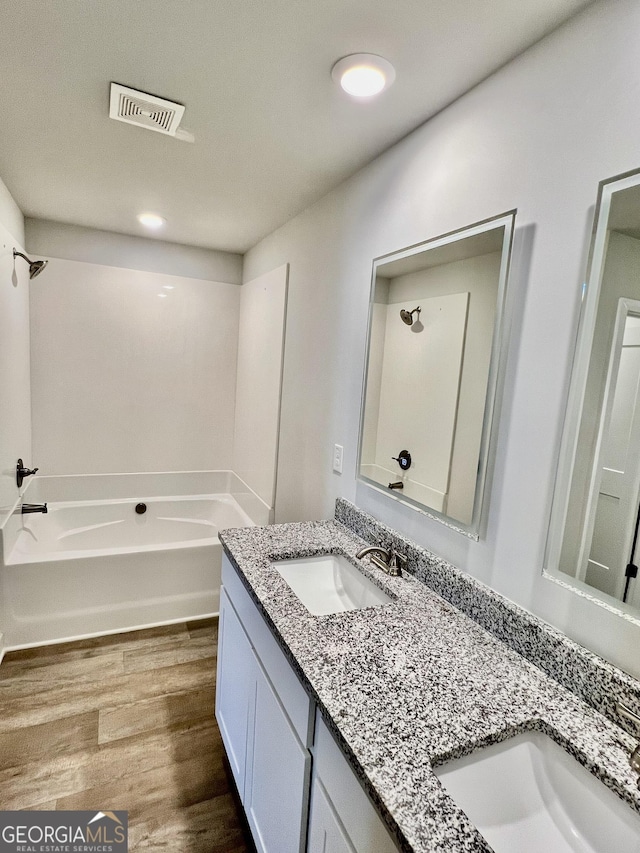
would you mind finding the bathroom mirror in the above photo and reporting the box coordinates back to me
[546,167,640,617]
[357,211,516,538]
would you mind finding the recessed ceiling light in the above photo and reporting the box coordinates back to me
[331,54,395,99]
[137,212,166,230]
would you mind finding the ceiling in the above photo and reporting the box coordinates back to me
[0,0,593,254]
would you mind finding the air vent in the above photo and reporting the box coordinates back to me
[109,83,185,136]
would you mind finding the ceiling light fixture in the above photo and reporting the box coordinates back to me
[331,54,395,99]
[137,213,166,230]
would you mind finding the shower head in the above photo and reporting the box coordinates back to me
[13,249,48,280]
[29,259,48,279]
[400,306,421,326]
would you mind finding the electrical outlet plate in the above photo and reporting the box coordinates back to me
[333,444,344,474]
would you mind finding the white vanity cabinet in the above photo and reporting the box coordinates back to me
[216,555,313,853]
[216,553,400,853]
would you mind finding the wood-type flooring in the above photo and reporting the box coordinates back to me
[0,618,254,852]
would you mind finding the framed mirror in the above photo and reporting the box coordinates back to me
[357,211,516,538]
[546,167,640,618]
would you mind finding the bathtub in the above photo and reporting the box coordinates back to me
[0,471,269,651]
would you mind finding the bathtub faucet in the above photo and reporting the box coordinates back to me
[21,503,47,514]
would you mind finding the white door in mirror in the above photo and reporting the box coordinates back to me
[434,731,640,852]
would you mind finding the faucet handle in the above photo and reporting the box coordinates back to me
[16,459,39,488]
[389,550,407,572]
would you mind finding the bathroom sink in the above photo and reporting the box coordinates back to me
[434,730,640,853]
[272,554,392,616]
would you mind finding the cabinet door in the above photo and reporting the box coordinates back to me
[245,660,311,853]
[313,713,399,853]
[215,587,256,801]
[307,779,356,853]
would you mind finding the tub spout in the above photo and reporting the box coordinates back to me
[22,503,47,514]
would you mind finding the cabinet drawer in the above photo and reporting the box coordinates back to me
[222,553,313,746]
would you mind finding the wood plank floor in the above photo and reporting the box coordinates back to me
[0,619,255,852]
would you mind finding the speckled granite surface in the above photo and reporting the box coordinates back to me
[335,499,640,723]
[219,515,640,853]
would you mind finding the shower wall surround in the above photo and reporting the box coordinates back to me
[24,220,244,476]
[29,256,241,474]
[22,222,287,516]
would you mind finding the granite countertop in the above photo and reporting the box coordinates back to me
[219,519,640,853]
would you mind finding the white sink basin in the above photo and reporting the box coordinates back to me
[272,554,392,616]
[434,730,640,853]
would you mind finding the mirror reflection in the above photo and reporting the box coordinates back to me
[357,213,516,537]
[547,169,640,612]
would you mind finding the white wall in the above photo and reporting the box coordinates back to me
[233,265,288,510]
[243,0,640,677]
[0,176,30,528]
[30,256,241,474]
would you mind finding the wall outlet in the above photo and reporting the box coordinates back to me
[333,444,344,474]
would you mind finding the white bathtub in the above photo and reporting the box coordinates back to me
[0,471,268,651]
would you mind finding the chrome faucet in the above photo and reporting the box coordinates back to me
[356,545,406,577]
[616,701,640,788]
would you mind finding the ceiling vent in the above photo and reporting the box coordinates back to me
[109,83,186,137]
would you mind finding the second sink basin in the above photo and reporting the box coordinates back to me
[434,730,640,853]
[272,554,392,616]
